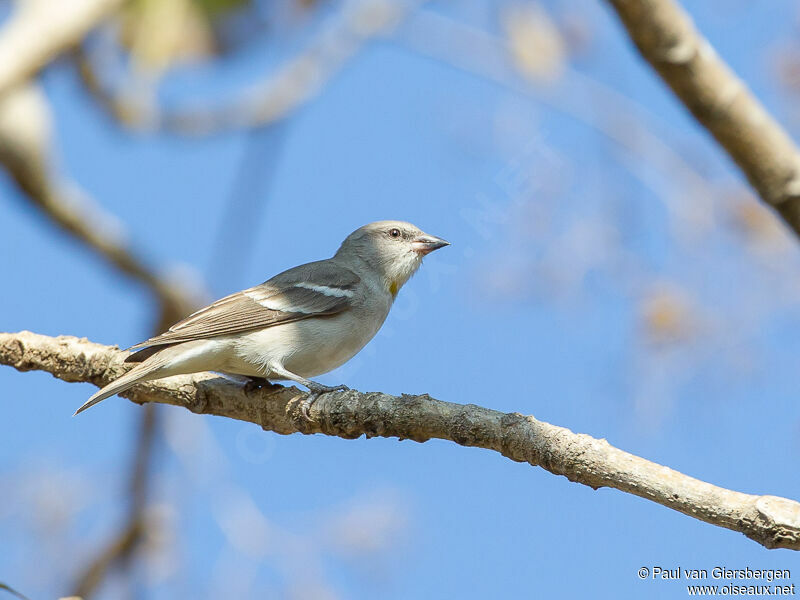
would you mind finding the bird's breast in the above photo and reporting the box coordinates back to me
[227,296,391,379]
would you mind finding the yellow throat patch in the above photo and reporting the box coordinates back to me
[389,280,399,298]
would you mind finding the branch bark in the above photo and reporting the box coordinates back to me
[603,0,800,236]
[3,330,800,551]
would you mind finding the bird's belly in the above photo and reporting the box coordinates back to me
[223,311,384,379]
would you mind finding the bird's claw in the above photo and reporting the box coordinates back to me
[299,384,349,422]
[300,392,319,422]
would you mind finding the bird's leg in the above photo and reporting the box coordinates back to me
[267,363,348,421]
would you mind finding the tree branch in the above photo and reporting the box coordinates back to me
[0,0,124,99]
[3,330,800,551]
[603,0,800,237]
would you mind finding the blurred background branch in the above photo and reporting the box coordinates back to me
[75,0,421,134]
[0,79,198,597]
[0,80,201,330]
[0,3,202,596]
[0,582,31,600]
[0,82,181,597]
[0,0,124,98]
[72,404,158,598]
[396,6,718,239]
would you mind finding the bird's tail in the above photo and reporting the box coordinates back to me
[74,358,167,416]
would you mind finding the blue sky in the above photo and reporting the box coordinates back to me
[2,0,800,598]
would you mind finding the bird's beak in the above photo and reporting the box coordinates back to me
[412,234,450,255]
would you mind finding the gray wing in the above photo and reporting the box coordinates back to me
[127,260,360,353]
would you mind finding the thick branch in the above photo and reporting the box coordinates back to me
[604,0,800,236]
[3,331,800,551]
[0,0,124,98]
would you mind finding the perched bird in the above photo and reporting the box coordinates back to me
[75,221,449,415]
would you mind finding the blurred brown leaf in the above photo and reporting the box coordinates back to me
[639,284,696,346]
[502,2,565,84]
[723,190,791,250]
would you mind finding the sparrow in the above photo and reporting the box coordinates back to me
[75,220,449,415]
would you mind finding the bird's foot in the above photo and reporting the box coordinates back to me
[299,384,349,421]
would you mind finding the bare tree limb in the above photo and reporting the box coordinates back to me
[603,0,800,237]
[3,330,800,551]
[0,0,124,99]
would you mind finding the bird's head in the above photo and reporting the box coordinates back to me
[335,220,449,297]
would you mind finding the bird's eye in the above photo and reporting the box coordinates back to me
[389,228,401,238]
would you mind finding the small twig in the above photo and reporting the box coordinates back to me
[75,0,421,134]
[71,519,141,599]
[3,330,800,552]
[0,582,32,600]
[72,404,158,598]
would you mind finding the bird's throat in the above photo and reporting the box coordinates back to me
[389,280,399,298]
